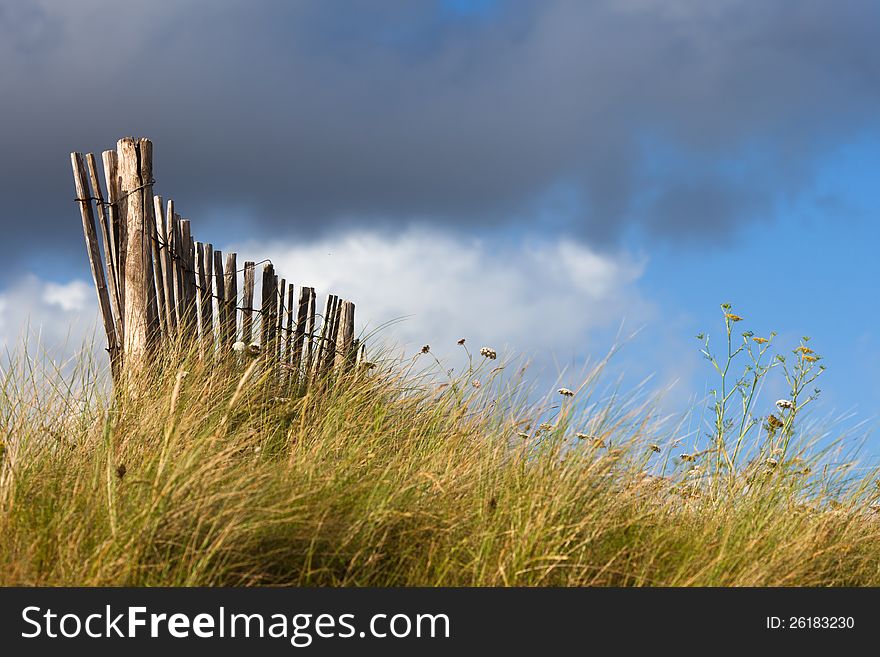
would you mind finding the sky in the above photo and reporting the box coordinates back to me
[1,0,879,445]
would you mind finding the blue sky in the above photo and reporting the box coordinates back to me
[0,0,878,449]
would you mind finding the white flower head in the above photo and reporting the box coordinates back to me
[232,341,247,353]
[479,347,497,360]
[558,387,575,397]
[776,399,794,411]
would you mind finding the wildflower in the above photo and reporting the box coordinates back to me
[575,432,592,440]
[765,458,778,468]
[517,432,530,439]
[472,379,481,389]
[539,423,553,432]
[771,447,784,456]
[558,387,575,397]
[648,443,661,453]
[247,342,261,357]
[803,355,819,363]
[796,346,815,354]
[687,466,703,478]
[232,341,247,353]
[725,313,743,322]
[680,453,695,462]
[457,338,466,345]
[421,345,430,354]
[775,399,794,411]
[752,336,769,344]
[767,414,784,429]
[479,347,497,360]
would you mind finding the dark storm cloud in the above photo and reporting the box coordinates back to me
[1,0,879,278]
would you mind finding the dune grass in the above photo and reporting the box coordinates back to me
[2,310,880,586]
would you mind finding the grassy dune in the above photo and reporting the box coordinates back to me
[2,318,880,586]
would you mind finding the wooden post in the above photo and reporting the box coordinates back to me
[291,286,310,375]
[138,139,161,344]
[334,300,355,371]
[304,287,316,374]
[214,249,225,355]
[285,283,294,368]
[101,149,124,314]
[116,137,154,366]
[167,202,183,330]
[260,263,276,354]
[149,197,167,341]
[323,296,342,375]
[71,152,120,380]
[242,261,255,344]
[154,195,176,336]
[179,219,196,341]
[86,152,124,345]
[223,253,238,346]
[276,277,286,364]
[202,243,215,349]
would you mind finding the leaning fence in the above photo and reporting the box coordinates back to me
[70,137,364,386]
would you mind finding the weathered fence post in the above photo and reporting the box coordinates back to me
[116,137,157,369]
[223,253,238,347]
[71,152,121,381]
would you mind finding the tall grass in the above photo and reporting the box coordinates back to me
[2,313,880,586]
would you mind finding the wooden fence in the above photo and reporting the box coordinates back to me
[70,137,363,385]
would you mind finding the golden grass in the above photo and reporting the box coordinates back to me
[1,331,880,586]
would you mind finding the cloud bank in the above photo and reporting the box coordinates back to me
[2,0,879,272]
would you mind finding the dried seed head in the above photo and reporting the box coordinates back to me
[775,399,794,411]
[767,414,784,429]
[648,443,661,453]
[232,341,247,353]
[472,379,481,388]
[479,347,497,360]
[421,345,430,354]
[558,387,575,397]
[247,342,261,357]
[116,464,127,480]
[457,338,466,345]
[765,458,779,468]
[680,453,695,462]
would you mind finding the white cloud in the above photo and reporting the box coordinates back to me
[0,275,99,354]
[42,280,91,312]
[0,231,675,399]
[230,229,652,364]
